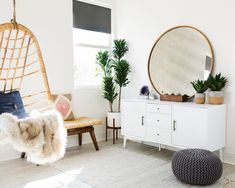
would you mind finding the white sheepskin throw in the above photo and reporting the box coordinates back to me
[0,110,67,164]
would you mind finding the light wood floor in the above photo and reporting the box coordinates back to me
[0,140,235,188]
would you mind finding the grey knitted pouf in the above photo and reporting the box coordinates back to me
[171,149,223,186]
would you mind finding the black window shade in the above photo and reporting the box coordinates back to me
[73,0,111,34]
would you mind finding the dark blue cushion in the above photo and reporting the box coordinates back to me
[0,91,27,119]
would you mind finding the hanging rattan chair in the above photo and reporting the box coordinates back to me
[0,0,52,113]
[0,1,53,159]
[0,0,102,159]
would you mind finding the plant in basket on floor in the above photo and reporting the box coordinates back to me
[191,79,208,104]
[96,39,131,131]
[207,73,228,105]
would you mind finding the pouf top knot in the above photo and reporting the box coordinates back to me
[172,149,223,186]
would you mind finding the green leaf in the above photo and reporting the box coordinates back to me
[102,76,118,104]
[113,60,131,87]
[207,73,228,91]
[96,50,112,77]
[190,79,208,93]
[112,39,128,61]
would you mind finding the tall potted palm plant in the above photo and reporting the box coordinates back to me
[96,50,120,128]
[96,39,131,127]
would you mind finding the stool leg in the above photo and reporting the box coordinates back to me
[89,127,99,151]
[21,152,26,159]
[105,117,108,142]
[78,133,82,146]
[113,119,115,144]
[116,129,118,140]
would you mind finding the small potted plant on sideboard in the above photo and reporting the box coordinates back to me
[207,73,228,105]
[191,79,208,104]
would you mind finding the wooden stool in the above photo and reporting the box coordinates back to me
[65,117,103,150]
[105,117,121,144]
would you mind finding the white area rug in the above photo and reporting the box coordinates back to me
[1,140,235,188]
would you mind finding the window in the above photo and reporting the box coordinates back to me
[73,0,112,88]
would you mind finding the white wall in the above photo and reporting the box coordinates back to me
[0,0,115,161]
[115,0,235,163]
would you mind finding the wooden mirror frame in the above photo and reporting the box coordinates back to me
[148,25,214,98]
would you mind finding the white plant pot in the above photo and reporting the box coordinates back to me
[107,111,121,127]
[194,93,205,104]
[208,91,224,105]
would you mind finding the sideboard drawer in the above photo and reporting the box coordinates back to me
[147,103,171,114]
[147,127,171,144]
[147,113,171,130]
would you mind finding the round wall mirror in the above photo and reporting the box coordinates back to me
[148,26,214,97]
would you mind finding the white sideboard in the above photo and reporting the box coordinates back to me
[121,99,226,159]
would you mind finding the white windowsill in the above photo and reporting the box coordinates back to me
[74,85,101,90]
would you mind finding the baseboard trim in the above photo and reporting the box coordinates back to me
[223,152,235,165]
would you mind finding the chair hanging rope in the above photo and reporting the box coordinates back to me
[11,0,17,28]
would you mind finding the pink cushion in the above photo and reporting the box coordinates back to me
[53,94,74,121]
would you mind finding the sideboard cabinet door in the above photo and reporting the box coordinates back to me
[172,106,208,149]
[121,101,146,138]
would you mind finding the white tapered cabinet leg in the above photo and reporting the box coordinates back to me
[219,149,223,162]
[123,136,127,148]
[159,144,161,151]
